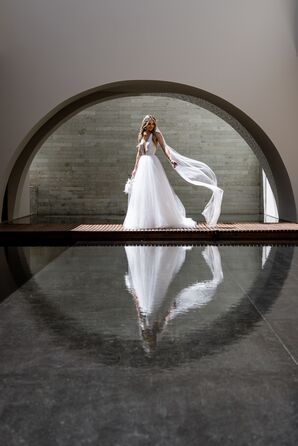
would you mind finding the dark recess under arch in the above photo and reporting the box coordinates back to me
[4,80,296,222]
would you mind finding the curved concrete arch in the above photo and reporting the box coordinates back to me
[5,80,296,221]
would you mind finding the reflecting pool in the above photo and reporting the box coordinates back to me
[0,244,297,445]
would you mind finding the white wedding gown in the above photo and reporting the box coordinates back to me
[123,127,223,229]
[124,245,223,352]
[123,131,196,229]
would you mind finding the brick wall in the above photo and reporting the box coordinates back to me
[29,96,261,220]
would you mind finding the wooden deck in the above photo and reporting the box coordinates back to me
[0,222,298,244]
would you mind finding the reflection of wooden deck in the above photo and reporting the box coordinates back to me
[0,222,298,244]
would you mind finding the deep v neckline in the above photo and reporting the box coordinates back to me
[143,133,152,143]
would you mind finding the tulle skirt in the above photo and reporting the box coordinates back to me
[123,154,197,229]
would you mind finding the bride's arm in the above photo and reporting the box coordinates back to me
[131,145,142,177]
[156,131,177,168]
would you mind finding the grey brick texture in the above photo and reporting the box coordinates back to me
[29,96,261,220]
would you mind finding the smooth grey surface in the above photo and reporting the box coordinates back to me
[0,244,297,445]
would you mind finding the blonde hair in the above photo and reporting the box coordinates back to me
[137,115,158,145]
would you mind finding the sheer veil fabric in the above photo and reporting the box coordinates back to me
[156,127,223,227]
[123,126,223,229]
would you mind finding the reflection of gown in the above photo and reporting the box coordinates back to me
[124,245,223,353]
[123,132,196,230]
[123,127,223,229]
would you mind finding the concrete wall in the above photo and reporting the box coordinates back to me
[29,96,261,219]
[0,0,297,221]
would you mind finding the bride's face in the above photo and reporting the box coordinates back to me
[146,120,155,132]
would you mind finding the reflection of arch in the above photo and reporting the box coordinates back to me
[5,243,294,368]
[4,80,296,221]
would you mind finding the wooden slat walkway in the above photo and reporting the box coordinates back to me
[0,222,298,244]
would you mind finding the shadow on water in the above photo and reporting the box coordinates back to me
[0,243,294,368]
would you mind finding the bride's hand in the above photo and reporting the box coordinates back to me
[170,159,177,168]
[131,168,136,177]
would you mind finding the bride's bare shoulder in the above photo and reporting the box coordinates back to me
[155,130,163,141]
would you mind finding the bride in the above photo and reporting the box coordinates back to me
[124,244,224,353]
[123,115,223,229]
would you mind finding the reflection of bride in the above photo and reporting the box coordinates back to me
[124,245,223,353]
[123,115,223,229]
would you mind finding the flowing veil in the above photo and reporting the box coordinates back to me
[156,127,223,226]
[166,245,224,321]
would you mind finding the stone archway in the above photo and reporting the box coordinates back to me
[4,80,296,222]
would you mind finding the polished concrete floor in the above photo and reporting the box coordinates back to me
[0,244,297,445]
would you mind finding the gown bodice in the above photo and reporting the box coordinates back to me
[139,133,157,156]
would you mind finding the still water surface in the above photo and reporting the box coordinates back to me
[0,244,297,445]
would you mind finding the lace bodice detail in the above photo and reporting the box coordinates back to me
[139,133,157,156]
